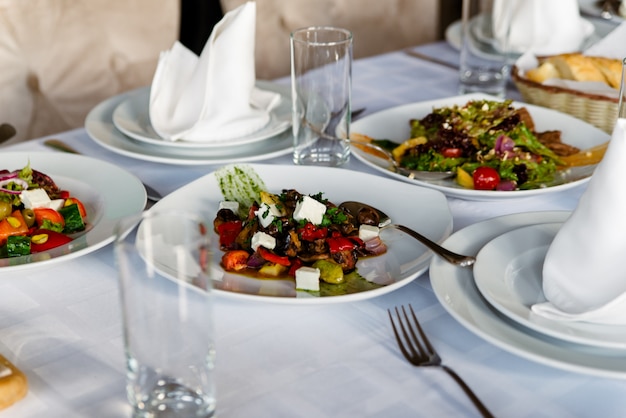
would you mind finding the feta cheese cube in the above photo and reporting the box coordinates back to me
[359,224,380,241]
[19,188,51,209]
[219,201,239,214]
[293,195,326,225]
[295,266,320,291]
[49,199,65,211]
[251,231,276,251]
[255,203,276,228]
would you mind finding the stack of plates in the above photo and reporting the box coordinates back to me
[84,81,293,165]
[429,211,626,379]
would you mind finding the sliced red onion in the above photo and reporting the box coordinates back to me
[494,135,514,155]
[496,180,517,191]
[246,252,265,269]
[0,178,29,194]
[364,236,387,255]
[0,171,19,182]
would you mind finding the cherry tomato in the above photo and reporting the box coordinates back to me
[441,148,462,158]
[473,166,500,190]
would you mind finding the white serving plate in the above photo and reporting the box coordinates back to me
[0,152,145,270]
[430,211,626,379]
[151,164,453,304]
[350,93,609,200]
[112,81,291,148]
[474,222,626,349]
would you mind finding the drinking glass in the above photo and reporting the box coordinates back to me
[459,0,514,97]
[291,26,353,166]
[115,210,215,418]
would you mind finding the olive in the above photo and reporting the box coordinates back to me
[21,208,36,227]
[0,201,12,220]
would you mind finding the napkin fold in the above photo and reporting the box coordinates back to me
[533,119,626,325]
[149,1,280,142]
[493,0,589,55]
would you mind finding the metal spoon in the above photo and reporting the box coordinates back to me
[43,139,162,202]
[338,201,475,267]
[347,136,456,181]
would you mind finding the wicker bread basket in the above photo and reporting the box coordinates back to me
[512,64,618,134]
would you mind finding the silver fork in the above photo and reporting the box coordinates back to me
[388,305,495,418]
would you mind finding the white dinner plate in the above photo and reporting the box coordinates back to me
[474,222,626,349]
[0,152,145,271]
[112,81,291,149]
[350,93,609,201]
[85,87,293,165]
[445,17,598,59]
[151,164,453,304]
[430,211,626,379]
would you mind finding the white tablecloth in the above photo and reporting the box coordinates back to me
[1,39,625,418]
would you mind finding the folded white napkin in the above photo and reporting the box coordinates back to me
[532,119,626,325]
[493,0,589,55]
[149,1,280,142]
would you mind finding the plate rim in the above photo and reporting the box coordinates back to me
[151,163,453,304]
[350,93,609,201]
[474,222,626,349]
[112,81,292,149]
[0,152,145,271]
[430,210,626,379]
[85,85,294,166]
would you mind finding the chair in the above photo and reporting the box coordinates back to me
[0,0,180,145]
[220,0,455,80]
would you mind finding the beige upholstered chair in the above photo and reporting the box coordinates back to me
[221,0,445,80]
[0,0,180,145]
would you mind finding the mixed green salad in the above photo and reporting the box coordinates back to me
[363,99,578,191]
[0,162,87,258]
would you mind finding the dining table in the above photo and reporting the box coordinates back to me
[2,16,626,417]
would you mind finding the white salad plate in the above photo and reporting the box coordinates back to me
[112,81,292,149]
[350,93,609,201]
[0,152,145,271]
[445,17,597,59]
[474,222,626,350]
[430,211,626,379]
[85,85,293,165]
[151,163,453,304]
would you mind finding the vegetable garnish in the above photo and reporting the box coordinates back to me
[359,99,581,191]
[214,165,387,294]
[0,162,88,258]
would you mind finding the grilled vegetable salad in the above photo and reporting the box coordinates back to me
[0,163,87,258]
[361,99,579,191]
[214,166,387,292]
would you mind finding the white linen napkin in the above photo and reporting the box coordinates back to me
[493,0,590,55]
[149,1,280,142]
[532,119,626,325]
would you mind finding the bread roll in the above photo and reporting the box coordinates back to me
[0,355,27,410]
[523,53,622,89]
[548,53,607,83]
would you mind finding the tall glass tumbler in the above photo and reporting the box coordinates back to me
[459,0,514,97]
[115,210,215,418]
[291,26,353,166]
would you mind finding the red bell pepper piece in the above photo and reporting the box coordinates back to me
[217,220,242,248]
[257,246,291,266]
[298,222,328,241]
[30,229,72,253]
[288,258,303,277]
[326,231,364,254]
